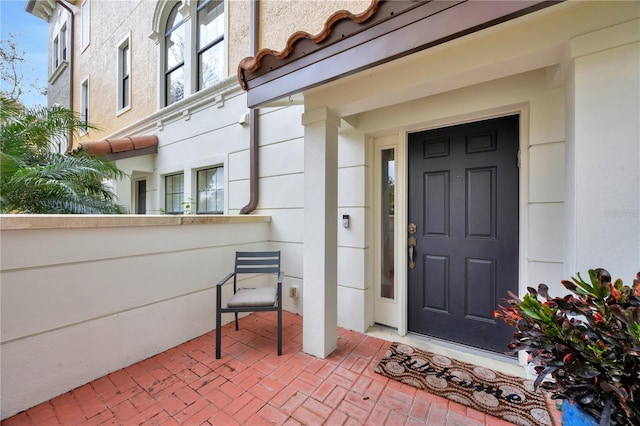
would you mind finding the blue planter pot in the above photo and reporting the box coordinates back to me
[562,400,599,426]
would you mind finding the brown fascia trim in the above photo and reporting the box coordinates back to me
[238,0,564,108]
[237,0,381,90]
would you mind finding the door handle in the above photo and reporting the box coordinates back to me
[408,236,417,269]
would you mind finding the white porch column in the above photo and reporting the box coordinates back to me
[302,107,340,358]
[565,20,640,279]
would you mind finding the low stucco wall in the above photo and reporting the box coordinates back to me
[0,215,271,419]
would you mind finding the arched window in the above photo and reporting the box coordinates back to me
[165,3,186,105]
[197,0,224,90]
[154,0,226,108]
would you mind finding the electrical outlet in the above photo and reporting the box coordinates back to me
[289,286,298,298]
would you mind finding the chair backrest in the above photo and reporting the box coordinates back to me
[234,251,280,275]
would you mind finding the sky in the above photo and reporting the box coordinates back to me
[1,0,48,107]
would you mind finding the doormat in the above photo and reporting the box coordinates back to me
[375,342,552,426]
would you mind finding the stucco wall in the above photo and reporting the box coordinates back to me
[230,104,306,315]
[0,215,271,419]
[336,127,372,332]
[108,76,307,313]
[567,24,640,279]
[73,0,157,143]
[69,0,373,146]
[259,0,372,53]
[300,1,639,312]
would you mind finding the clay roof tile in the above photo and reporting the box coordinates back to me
[77,135,159,160]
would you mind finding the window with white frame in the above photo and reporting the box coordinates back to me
[50,23,68,82]
[80,78,89,134]
[161,0,225,107]
[117,36,131,112]
[196,166,224,214]
[165,173,185,214]
[164,3,185,106]
[81,0,90,51]
[60,24,67,61]
[197,0,224,91]
[53,35,60,69]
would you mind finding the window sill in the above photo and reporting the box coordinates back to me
[116,105,131,117]
[49,61,69,84]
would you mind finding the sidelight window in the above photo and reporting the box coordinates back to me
[380,149,395,299]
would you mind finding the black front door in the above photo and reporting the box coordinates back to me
[408,115,519,353]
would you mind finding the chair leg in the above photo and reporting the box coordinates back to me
[277,306,282,356]
[277,280,282,356]
[216,286,222,359]
[234,312,239,331]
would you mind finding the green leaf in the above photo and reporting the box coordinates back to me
[1,95,126,214]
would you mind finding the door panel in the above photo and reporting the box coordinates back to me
[424,171,449,236]
[423,254,449,311]
[408,115,519,353]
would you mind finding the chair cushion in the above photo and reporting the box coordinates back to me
[227,287,277,308]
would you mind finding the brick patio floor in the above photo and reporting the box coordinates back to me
[1,311,561,425]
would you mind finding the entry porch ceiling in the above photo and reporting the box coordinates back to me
[238,0,563,109]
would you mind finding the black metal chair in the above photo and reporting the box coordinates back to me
[215,251,283,359]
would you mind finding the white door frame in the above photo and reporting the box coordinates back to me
[372,104,530,339]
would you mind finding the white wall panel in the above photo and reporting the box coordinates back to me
[337,246,366,290]
[337,286,368,332]
[2,290,216,421]
[338,129,367,167]
[259,174,305,209]
[228,179,249,212]
[571,41,640,279]
[529,87,565,145]
[259,138,304,177]
[0,217,270,418]
[263,208,304,243]
[337,207,366,248]
[156,125,247,174]
[258,105,305,146]
[528,261,566,298]
[229,149,250,181]
[529,142,565,203]
[528,203,565,262]
[338,166,366,207]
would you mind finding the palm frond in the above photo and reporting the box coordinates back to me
[0,95,127,214]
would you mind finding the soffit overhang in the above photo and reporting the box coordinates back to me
[78,135,158,161]
[238,0,564,109]
[25,0,58,21]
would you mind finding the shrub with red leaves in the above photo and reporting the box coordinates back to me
[495,269,640,425]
